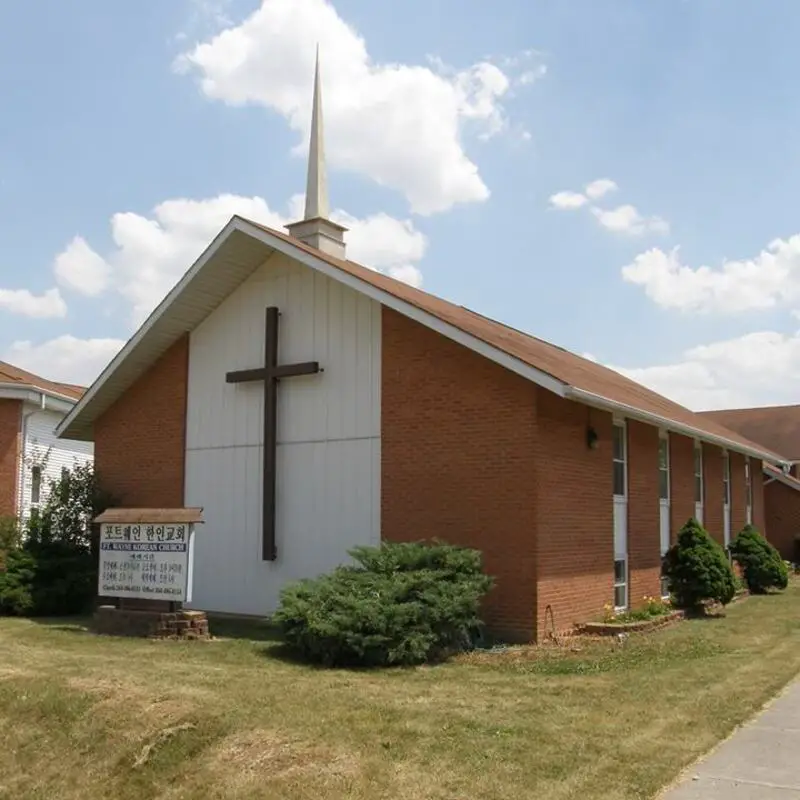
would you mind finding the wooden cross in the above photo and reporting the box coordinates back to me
[225,306,321,561]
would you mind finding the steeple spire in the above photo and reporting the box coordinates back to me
[286,46,347,259]
[304,45,328,220]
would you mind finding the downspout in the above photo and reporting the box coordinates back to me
[18,397,41,522]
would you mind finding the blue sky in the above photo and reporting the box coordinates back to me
[2,0,799,408]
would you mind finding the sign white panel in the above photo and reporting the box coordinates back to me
[98,522,195,603]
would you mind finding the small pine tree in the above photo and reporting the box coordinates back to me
[729,525,789,594]
[662,518,737,610]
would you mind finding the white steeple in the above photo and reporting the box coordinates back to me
[304,45,328,219]
[286,46,347,259]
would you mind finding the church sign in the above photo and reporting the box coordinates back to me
[94,508,204,603]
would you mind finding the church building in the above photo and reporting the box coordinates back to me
[57,57,788,642]
[699,405,800,563]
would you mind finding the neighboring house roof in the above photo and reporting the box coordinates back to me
[764,462,800,492]
[0,360,85,404]
[54,216,789,465]
[698,405,800,463]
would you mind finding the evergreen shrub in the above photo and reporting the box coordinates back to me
[662,518,737,610]
[729,525,789,594]
[274,541,494,667]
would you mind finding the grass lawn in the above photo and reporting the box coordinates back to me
[1,585,799,800]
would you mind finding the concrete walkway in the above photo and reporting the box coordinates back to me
[660,679,800,798]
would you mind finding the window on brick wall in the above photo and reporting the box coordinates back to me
[612,423,626,497]
[745,459,753,524]
[658,437,669,500]
[723,453,731,506]
[694,444,704,503]
[614,558,627,609]
[31,466,41,506]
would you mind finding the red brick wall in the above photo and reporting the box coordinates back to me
[0,400,21,517]
[703,445,724,545]
[627,421,661,604]
[535,393,613,637]
[669,434,695,542]
[94,337,188,507]
[380,309,539,642]
[729,451,747,538]
[764,479,800,560]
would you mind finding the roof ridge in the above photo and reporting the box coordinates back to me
[700,404,800,414]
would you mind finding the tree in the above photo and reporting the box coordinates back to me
[729,525,789,594]
[662,518,737,610]
[0,463,116,616]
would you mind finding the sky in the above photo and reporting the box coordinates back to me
[1,0,800,410]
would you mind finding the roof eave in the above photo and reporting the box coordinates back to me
[56,215,571,442]
[566,386,788,466]
[0,383,76,414]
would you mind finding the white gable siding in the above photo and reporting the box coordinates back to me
[184,253,381,616]
[19,405,94,517]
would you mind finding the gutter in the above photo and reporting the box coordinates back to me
[565,386,789,467]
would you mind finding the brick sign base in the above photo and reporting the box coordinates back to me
[92,605,211,640]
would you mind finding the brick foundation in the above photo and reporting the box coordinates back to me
[92,605,210,640]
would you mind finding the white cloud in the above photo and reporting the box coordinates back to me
[332,209,425,287]
[549,190,588,210]
[622,236,800,313]
[0,287,66,319]
[175,0,537,215]
[591,204,669,236]
[54,236,112,296]
[4,335,124,386]
[547,178,668,238]
[51,193,428,326]
[605,329,800,410]
[584,178,617,200]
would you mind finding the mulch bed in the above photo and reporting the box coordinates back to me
[573,590,751,638]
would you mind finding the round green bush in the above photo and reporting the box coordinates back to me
[274,541,494,667]
[729,525,789,594]
[662,518,737,610]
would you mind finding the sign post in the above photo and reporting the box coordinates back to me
[91,508,208,639]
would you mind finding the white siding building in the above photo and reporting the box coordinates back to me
[19,406,94,518]
[0,362,93,520]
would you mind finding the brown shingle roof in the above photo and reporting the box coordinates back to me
[56,215,790,463]
[0,361,85,401]
[246,219,786,462]
[699,406,800,462]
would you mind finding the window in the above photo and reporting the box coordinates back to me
[31,466,41,506]
[745,459,753,523]
[723,453,731,506]
[612,423,626,497]
[694,444,704,503]
[658,436,669,500]
[614,558,628,609]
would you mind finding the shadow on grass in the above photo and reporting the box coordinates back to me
[206,615,283,644]
[26,616,92,633]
